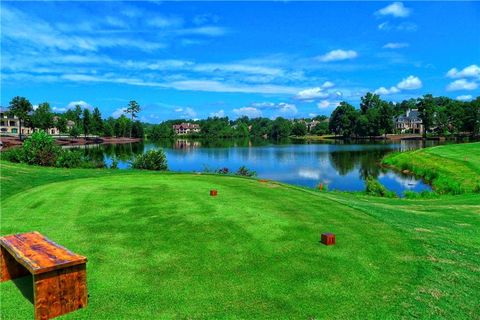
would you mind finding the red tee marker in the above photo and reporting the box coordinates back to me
[321,233,335,246]
[210,189,218,196]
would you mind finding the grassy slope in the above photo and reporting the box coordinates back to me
[1,144,479,319]
[383,142,480,194]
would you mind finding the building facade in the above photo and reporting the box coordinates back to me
[394,109,424,134]
[0,108,74,136]
[172,123,201,135]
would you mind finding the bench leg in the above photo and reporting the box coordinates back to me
[34,264,88,320]
[0,246,30,282]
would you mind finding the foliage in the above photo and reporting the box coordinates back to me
[110,158,119,169]
[8,96,33,139]
[235,165,257,177]
[271,117,292,139]
[69,126,81,138]
[31,102,54,131]
[149,123,175,139]
[82,108,91,138]
[291,121,307,136]
[365,177,396,198]
[329,101,358,137]
[216,167,229,174]
[21,131,61,166]
[55,116,68,134]
[55,150,83,168]
[131,149,168,171]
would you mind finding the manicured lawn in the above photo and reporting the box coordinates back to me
[1,142,479,319]
[383,142,480,194]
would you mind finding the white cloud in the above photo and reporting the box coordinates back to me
[446,64,480,79]
[383,42,409,49]
[210,110,225,117]
[193,63,283,76]
[66,100,93,110]
[233,107,262,118]
[397,75,422,90]
[147,16,183,28]
[317,100,340,109]
[456,95,473,101]
[295,87,329,100]
[376,2,411,18]
[446,79,478,91]
[277,103,298,115]
[177,26,227,37]
[374,75,421,96]
[378,21,417,32]
[112,108,125,118]
[374,86,400,95]
[175,107,197,118]
[317,49,358,62]
[321,81,335,88]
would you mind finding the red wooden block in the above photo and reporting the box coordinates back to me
[321,233,335,246]
[210,189,218,196]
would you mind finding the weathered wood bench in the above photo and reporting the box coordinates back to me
[0,231,88,320]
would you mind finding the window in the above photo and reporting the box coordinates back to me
[11,128,18,133]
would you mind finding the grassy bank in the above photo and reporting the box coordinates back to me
[1,142,479,318]
[383,142,480,194]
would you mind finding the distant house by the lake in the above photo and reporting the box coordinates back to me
[172,122,201,135]
[0,107,75,136]
[395,109,424,134]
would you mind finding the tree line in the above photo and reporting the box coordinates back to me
[7,96,144,139]
[329,93,480,138]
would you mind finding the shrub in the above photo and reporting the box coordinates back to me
[20,131,61,166]
[2,147,25,163]
[365,177,396,198]
[235,166,257,177]
[111,158,119,169]
[56,150,83,168]
[131,149,168,171]
[216,167,229,174]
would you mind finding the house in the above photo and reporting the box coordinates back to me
[0,107,74,136]
[0,107,34,135]
[172,123,200,135]
[394,109,424,134]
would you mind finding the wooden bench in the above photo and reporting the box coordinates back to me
[0,231,88,320]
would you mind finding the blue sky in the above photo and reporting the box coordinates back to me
[1,1,479,122]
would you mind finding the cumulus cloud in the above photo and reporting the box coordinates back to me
[446,64,480,79]
[210,110,225,117]
[295,82,335,100]
[376,2,411,18]
[316,49,358,62]
[383,42,409,49]
[446,79,478,91]
[374,75,421,95]
[233,107,262,118]
[277,102,298,115]
[317,100,340,109]
[456,95,473,101]
[66,100,93,110]
[397,75,422,90]
[175,107,197,118]
[147,15,183,28]
[112,108,125,118]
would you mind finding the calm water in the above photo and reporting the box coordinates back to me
[75,138,446,196]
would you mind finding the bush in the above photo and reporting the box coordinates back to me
[14,131,61,166]
[365,177,396,198]
[111,158,119,169]
[131,149,168,171]
[56,150,83,168]
[235,166,257,177]
[216,167,229,174]
[2,147,25,163]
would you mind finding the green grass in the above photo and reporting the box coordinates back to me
[383,142,480,194]
[1,142,479,319]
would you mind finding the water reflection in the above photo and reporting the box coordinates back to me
[70,138,448,196]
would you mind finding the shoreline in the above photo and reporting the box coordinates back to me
[0,136,142,150]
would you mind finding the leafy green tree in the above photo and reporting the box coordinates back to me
[417,94,436,137]
[291,121,307,136]
[31,102,54,132]
[69,126,81,138]
[271,117,292,139]
[250,118,273,137]
[235,122,249,137]
[131,121,144,138]
[125,100,141,137]
[82,108,91,139]
[378,101,394,138]
[8,96,33,140]
[310,121,329,135]
[91,107,104,136]
[329,102,358,137]
[55,117,68,134]
[463,97,480,136]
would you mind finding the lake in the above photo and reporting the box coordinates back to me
[75,138,446,196]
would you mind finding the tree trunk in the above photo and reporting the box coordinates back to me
[19,119,23,141]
